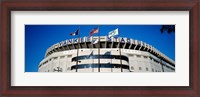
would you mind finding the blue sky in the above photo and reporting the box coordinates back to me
[25,25,175,72]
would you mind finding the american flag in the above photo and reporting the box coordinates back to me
[89,27,99,36]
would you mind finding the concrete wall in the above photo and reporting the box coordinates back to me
[38,48,175,72]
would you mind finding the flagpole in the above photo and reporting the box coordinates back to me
[91,38,94,72]
[98,26,100,72]
[92,51,94,72]
[75,27,80,72]
[110,48,112,72]
[109,36,112,72]
[118,27,123,72]
[110,36,112,72]
[119,45,123,72]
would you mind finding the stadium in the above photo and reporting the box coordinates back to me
[38,36,175,72]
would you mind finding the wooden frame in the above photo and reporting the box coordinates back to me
[0,0,199,96]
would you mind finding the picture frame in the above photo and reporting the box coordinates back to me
[0,0,199,97]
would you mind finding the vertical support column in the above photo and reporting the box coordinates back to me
[98,27,101,72]
[75,28,80,72]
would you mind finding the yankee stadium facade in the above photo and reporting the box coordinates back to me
[38,36,175,72]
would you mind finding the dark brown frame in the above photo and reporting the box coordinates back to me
[0,0,199,97]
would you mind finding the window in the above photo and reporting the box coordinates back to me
[129,54,133,57]
[131,66,134,70]
[144,56,148,59]
[152,69,154,72]
[139,67,142,70]
[136,55,141,58]
[67,67,70,70]
[146,67,149,71]
[67,55,72,58]
[53,67,62,72]
[54,57,58,60]
[43,61,48,66]
[60,56,65,59]
[39,64,42,68]
[154,59,159,63]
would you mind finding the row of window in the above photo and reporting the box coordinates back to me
[130,66,162,72]
[129,54,166,66]
[130,54,174,68]
[39,55,73,67]
[151,62,174,71]
[128,54,175,71]
[43,67,63,72]
[164,64,175,70]
[149,57,175,70]
[129,54,148,59]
